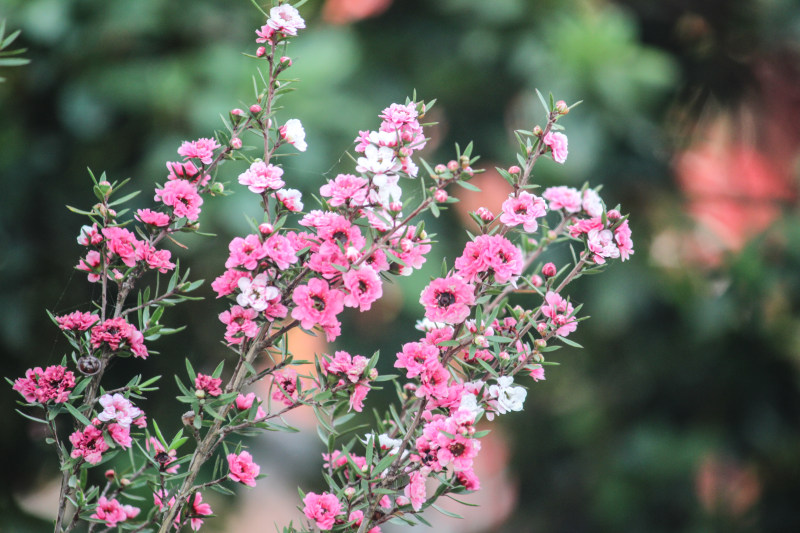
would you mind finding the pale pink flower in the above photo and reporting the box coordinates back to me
[177,137,220,165]
[302,491,342,531]
[540,291,578,337]
[530,364,546,382]
[582,188,603,217]
[218,305,259,345]
[587,228,620,264]
[615,219,634,261]
[135,208,171,227]
[97,393,142,428]
[279,118,307,151]
[419,275,475,324]
[319,173,369,207]
[77,223,103,246]
[91,496,138,527]
[500,190,548,232]
[227,451,260,487]
[211,269,251,298]
[395,341,439,379]
[543,131,568,163]
[187,492,212,531]
[404,469,429,511]
[267,4,306,36]
[543,186,582,213]
[238,161,285,194]
[274,187,304,212]
[236,273,280,312]
[77,250,103,282]
[154,179,203,221]
[107,423,132,448]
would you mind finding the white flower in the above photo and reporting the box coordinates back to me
[275,188,303,212]
[280,119,307,152]
[356,144,401,175]
[582,189,603,217]
[236,273,279,311]
[487,376,527,415]
[458,392,483,421]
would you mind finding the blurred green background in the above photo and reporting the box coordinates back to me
[2,0,800,531]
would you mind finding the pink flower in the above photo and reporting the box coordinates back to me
[582,188,603,217]
[238,161,285,194]
[529,364,546,382]
[454,234,523,284]
[587,228,620,264]
[319,173,369,207]
[302,491,342,531]
[234,392,267,418]
[342,266,383,311]
[227,450,260,487]
[154,179,203,221]
[543,131,568,163]
[500,190,548,232]
[543,186,582,213]
[267,4,306,36]
[456,469,481,491]
[77,250,103,282]
[419,275,475,324]
[291,278,345,332]
[225,234,268,270]
[134,241,175,273]
[69,425,109,465]
[187,492,213,531]
[395,341,439,379]
[275,188,304,212]
[615,219,634,261]
[136,208,171,227]
[55,311,98,331]
[272,368,298,406]
[280,118,307,151]
[195,373,222,397]
[91,496,139,527]
[263,234,299,270]
[211,269,251,298]
[350,382,370,412]
[101,226,139,267]
[90,317,149,358]
[540,291,578,337]
[107,423,132,448]
[177,137,220,165]
[404,469,428,511]
[166,160,208,186]
[219,305,259,345]
[13,365,75,404]
[77,223,103,246]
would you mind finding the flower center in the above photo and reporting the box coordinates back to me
[312,295,326,311]
[436,291,456,308]
[449,442,466,457]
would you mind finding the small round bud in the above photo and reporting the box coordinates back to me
[258,223,273,235]
[77,355,101,376]
[195,389,206,400]
[256,46,266,57]
[210,182,225,195]
[542,262,557,278]
[119,478,131,487]
[434,163,447,174]
[368,368,379,380]
[388,201,403,213]
[249,104,262,114]
[547,230,557,241]
[434,189,448,202]
[474,335,486,347]
[344,487,356,499]
[536,322,548,334]
[607,209,621,221]
[533,351,544,363]
[403,383,417,392]
[447,160,459,172]
[508,165,521,175]
[459,155,470,168]
[105,469,116,481]
[555,100,569,115]
[279,56,292,67]
[534,339,547,350]
[533,125,543,136]
[231,108,245,117]
[531,274,543,287]
[230,137,243,149]
[476,207,495,222]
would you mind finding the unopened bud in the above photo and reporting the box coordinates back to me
[231,108,245,117]
[210,182,225,195]
[555,100,569,115]
[508,165,521,175]
[249,104,262,114]
[459,155,470,168]
[607,209,621,221]
[230,137,243,149]
[105,469,116,481]
[388,201,403,212]
[476,207,494,222]
[434,189,448,202]
[195,389,206,400]
[434,163,447,174]
[369,368,378,380]
[259,223,273,235]
[474,335,486,347]
[542,262,557,278]
[119,478,131,487]
[447,160,459,172]
[280,56,292,67]
[256,46,266,57]
[532,351,544,363]
[534,339,547,350]
[344,486,356,499]
[533,125,543,136]
[531,274,543,287]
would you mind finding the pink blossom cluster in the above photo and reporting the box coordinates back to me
[75,223,175,283]
[302,491,343,531]
[499,190,548,232]
[13,365,75,404]
[539,291,578,337]
[256,4,306,46]
[69,395,145,464]
[271,368,298,406]
[90,496,140,527]
[227,450,260,487]
[320,350,376,412]
[569,212,634,264]
[454,233,524,283]
[195,373,223,397]
[90,317,149,358]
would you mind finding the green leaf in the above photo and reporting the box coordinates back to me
[64,403,92,426]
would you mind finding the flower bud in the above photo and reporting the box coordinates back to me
[105,469,116,481]
[508,165,521,175]
[607,209,621,221]
[474,335,487,347]
[258,223,273,235]
[256,46,266,57]
[344,486,356,499]
[447,160,459,172]
[346,246,360,262]
[533,125,543,136]
[369,368,378,380]
[230,137,243,149]
[195,389,206,400]
[231,108,245,117]
[536,322,548,334]
[119,478,131,487]
[434,189,448,202]
[533,351,544,363]
[534,339,547,350]
[389,201,403,212]
[434,163,447,174]
[531,274,543,287]
[555,100,569,114]
[249,104,262,114]
[476,207,494,222]
[280,56,292,67]
[459,155,470,168]
[542,262,557,278]
[210,182,225,195]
